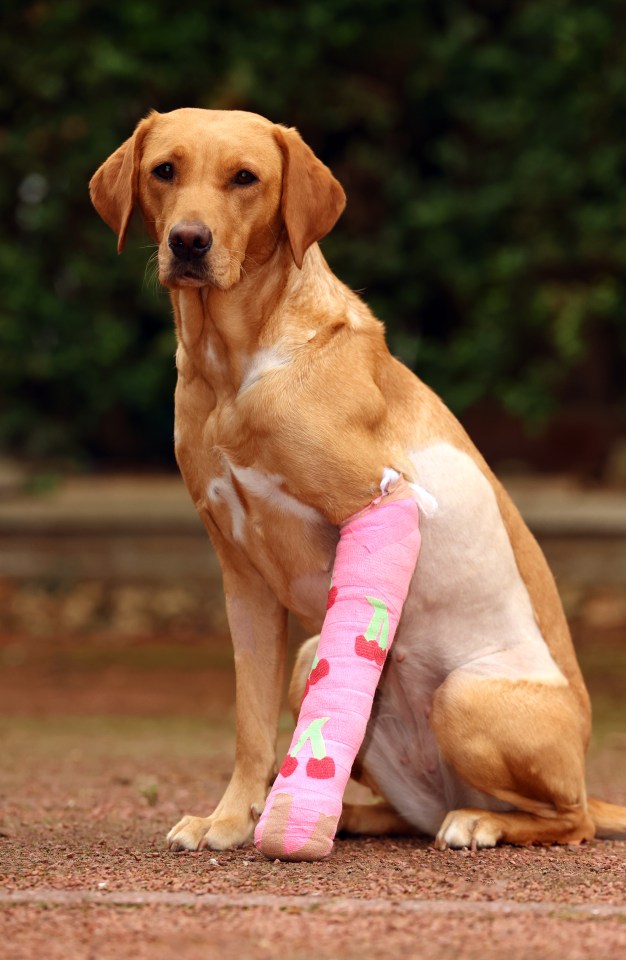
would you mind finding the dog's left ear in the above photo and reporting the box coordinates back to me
[89,113,156,253]
[273,125,346,269]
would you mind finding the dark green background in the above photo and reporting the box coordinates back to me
[2,0,625,468]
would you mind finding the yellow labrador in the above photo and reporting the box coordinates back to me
[90,108,626,852]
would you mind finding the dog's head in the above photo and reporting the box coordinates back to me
[89,108,346,290]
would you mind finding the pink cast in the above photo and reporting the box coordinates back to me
[254,494,421,860]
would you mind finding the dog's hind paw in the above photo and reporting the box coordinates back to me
[435,808,502,851]
[166,812,254,852]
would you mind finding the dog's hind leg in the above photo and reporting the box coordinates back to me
[338,802,415,837]
[430,670,595,849]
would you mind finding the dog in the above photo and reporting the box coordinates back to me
[90,107,626,853]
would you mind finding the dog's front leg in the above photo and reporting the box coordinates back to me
[167,561,288,851]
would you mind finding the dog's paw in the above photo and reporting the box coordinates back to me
[166,812,255,852]
[435,808,502,851]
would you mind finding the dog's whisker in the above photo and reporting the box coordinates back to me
[223,253,248,281]
[142,249,161,293]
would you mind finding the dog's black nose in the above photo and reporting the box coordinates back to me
[168,222,213,261]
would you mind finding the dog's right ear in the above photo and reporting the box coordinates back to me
[89,114,156,253]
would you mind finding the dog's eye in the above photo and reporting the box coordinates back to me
[232,169,258,187]
[152,163,175,181]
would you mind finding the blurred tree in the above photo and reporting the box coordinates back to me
[1,0,625,465]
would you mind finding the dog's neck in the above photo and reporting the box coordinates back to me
[170,242,355,397]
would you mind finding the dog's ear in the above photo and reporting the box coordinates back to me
[273,125,346,269]
[89,114,156,253]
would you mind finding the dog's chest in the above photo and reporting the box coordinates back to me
[174,371,337,627]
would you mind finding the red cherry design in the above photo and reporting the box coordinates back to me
[280,755,298,777]
[309,658,330,685]
[303,657,330,701]
[374,646,387,666]
[326,586,338,610]
[355,634,387,665]
[354,634,376,660]
[306,756,336,779]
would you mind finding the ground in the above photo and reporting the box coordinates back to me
[1,608,625,960]
[1,472,625,959]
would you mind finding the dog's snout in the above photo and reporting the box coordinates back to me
[168,222,213,261]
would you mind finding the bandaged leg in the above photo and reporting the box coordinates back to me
[254,488,421,861]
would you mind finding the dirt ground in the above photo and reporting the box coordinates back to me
[1,609,625,959]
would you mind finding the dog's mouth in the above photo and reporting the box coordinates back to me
[160,249,242,292]
[163,261,209,289]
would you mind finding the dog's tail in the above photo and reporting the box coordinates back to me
[588,797,626,839]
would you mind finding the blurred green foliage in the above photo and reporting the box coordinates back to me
[1,0,626,463]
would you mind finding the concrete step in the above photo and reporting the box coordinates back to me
[1,473,625,586]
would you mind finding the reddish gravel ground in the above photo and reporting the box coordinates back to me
[1,621,625,959]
